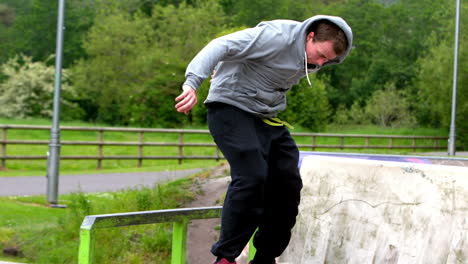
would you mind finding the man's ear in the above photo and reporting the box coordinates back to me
[306,31,315,42]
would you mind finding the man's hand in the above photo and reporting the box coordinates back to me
[175,85,197,115]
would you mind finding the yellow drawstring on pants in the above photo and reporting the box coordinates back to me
[261,117,294,129]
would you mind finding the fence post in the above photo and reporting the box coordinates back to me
[434,138,439,150]
[311,135,316,151]
[412,137,416,152]
[340,136,344,150]
[1,127,6,169]
[178,133,184,165]
[216,146,221,162]
[365,137,369,149]
[138,131,144,168]
[389,138,394,149]
[171,220,188,264]
[97,130,103,169]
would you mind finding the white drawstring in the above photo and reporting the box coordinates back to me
[304,51,312,87]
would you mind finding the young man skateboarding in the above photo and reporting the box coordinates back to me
[175,15,353,264]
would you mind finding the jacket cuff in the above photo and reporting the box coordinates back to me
[184,74,204,91]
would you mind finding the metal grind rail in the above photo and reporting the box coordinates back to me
[78,206,256,264]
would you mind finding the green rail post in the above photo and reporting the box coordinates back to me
[248,230,257,262]
[172,220,188,264]
[79,217,95,264]
[78,207,224,263]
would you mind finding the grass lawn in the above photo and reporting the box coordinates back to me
[0,197,65,263]
[0,160,222,177]
[0,172,203,264]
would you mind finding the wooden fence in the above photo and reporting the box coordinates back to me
[0,125,448,169]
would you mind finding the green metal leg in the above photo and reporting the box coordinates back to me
[172,220,188,264]
[79,228,95,264]
[248,231,257,262]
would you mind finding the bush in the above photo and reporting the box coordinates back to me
[332,84,415,128]
[365,84,415,127]
[0,55,83,120]
[333,102,371,125]
[279,76,331,131]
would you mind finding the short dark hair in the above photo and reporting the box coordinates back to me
[307,19,348,56]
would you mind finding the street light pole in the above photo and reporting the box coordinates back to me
[47,0,66,206]
[448,0,461,156]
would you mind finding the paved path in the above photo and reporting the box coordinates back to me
[0,169,203,197]
[423,151,468,157]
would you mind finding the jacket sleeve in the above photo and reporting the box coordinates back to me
[183,24,285,91]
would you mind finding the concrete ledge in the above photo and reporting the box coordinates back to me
[281,155,468,263]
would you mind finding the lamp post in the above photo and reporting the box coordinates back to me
[47,0,66,207]
[448,0,461,156]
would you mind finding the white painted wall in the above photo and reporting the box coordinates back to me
[280,156,468,264]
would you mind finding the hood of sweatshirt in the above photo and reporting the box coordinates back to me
[299,15,353,68]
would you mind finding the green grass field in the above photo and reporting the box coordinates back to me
[0,173,204,263]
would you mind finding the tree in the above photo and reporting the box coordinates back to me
[3,0,95,67]
[0,55,82,119]
[0,3,14,26]
[134,0,228,127]
[414,1,468,148]
[71,6,158,124]
[71,0,227,126]
[0,3,17,65]
[229,0,289,27]
[219,0,343,24]
[317,0,450,111]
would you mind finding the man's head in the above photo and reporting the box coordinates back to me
[305,19,349,66]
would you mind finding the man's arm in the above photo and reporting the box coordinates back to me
[175,24,281,114]
[183,26,267,91]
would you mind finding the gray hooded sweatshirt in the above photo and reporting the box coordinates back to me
[183,15,353,118]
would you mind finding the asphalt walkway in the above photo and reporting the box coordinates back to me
[0,168,203,197]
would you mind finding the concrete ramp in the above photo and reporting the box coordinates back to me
[280,155,468,264]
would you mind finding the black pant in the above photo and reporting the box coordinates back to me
[207,103,303,263]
